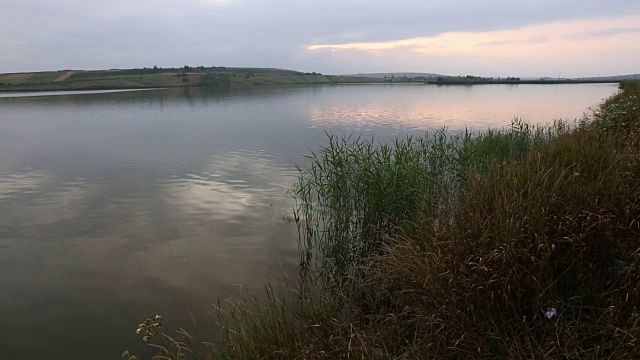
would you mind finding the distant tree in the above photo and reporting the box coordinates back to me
[183,65,192,72]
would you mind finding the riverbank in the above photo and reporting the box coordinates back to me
[133,81,639,359]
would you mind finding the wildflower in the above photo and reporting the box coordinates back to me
[134,314,164,342]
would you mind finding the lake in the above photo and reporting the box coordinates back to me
[0,83,618,358]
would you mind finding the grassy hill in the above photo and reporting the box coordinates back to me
[0,66,384,92]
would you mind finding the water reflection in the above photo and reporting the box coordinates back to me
[307,84,617,130]
[162,150,297,225]
[0,150,299,359]
[0,169,48,200]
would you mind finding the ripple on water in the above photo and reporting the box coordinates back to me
[0,170,48,201]
[159,149,297,226]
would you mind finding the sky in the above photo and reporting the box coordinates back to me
[1,0,639,77]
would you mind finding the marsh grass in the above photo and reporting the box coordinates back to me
[293,119,571,288]
[141,82,640,359]
[369,127,640,358]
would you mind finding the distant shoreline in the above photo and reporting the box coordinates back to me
[0,80,620,94]
[0,67,386,93]
[0,66,621,93]
[426,80,618,85]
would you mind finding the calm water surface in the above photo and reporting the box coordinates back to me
[0,84,618,358]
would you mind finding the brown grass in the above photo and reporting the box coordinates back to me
[367,127,640,358]
[0,73,34,84]
[54,71,76,82]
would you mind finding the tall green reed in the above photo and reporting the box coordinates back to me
[293,119,571,287]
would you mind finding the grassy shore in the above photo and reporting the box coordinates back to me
[130,81,640,359]
[0,67,384,92]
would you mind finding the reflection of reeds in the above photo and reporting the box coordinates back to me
[137,82,640,359]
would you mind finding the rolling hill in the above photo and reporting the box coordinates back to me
[0,67,384,92]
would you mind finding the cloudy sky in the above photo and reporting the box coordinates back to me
[1,0,639,77]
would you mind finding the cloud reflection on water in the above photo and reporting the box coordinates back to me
[161,150,296,225]
[306,84,617,131]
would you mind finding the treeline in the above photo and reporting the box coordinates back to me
[436,75,521,82]
[383,75,438,81]
[381,74,522,82]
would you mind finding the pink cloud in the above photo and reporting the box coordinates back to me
[305,15,640,75]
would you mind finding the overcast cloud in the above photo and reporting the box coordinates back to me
[1,0,639,77]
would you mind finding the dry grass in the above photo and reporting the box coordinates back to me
[0,73,34,84]
[368,127,640,358]
[54,71,76,82]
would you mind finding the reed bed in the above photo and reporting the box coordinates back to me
[293,119,571,288]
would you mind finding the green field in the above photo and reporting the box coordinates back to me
[0,66,385,92]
